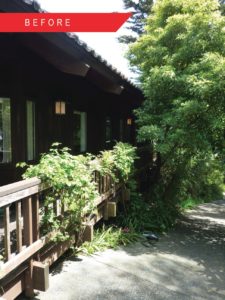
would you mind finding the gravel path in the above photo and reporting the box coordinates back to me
[20,200,225,300]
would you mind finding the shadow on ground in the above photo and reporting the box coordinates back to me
[19,200,225,300]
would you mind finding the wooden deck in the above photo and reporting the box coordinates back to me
[0,174,125,300]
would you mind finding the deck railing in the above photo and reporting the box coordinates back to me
[0,173,123,300]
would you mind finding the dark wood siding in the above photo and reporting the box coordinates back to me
[0,34,142,186]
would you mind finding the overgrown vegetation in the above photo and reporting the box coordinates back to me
[79,226,139,255]
[127,0,225,218]
[18,142,137,243]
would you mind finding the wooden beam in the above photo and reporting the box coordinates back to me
[41,239,75,266]
[32,195,40,242]
[59,61,90,77]
[103,201,109,221]
[23,197,33,246]
[82,225,93,242]
[16,201,22,253]
[4,206,11,261]
[24,260,34,298]
[33,261,49,292]
[108,202,117,218]
[0,274,25,300]
[0,178,41,198]
[0,235,51,280]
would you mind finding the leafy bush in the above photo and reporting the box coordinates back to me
[97,142,137,183]
[18,142,137,242]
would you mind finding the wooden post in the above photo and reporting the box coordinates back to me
[32,195,40,262]
[23,197,34,297]
[16,201,23,253]
[32,195,40,242]
[103,200,109,221]
[4,206,11,261]
[23,197,33,246]
[33,261,49,292]
[82,224,93,242]
[25,260,34,298]
[108,202,117,218]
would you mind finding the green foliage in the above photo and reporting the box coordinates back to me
[18,142,137,242]
[97,142,137,183]
[118,185,179,232]
[119,0,153,43]
[79,226,139,255]
[128,0,225,210]
[18,143,98,240]
[179,197,204,210]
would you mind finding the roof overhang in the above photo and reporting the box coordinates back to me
[0,0,143,98]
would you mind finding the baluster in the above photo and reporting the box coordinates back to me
[98,172,101,194]
[103,176,106,193]
[23,197,33,246]
[101,175,103,193]
[23,197,34,297]
[4,205,11,261]
[16,201,22,253]
[32,194,40,242]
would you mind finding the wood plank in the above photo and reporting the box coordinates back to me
[4,206,11,261]
[82,225,93,242]
[24,259,34,298]
[16,201,23,253]
[0,235,51,280]
[103,200,109,221]
[0,178,41,198]
[1,274,25,300]
[0,186,39,209]
[32,195,40,242]
[41,239,75,266]
[23,197,33,246]
[108,202,117,218]
[33,261,49,292]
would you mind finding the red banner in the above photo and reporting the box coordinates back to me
[0,13,132,32]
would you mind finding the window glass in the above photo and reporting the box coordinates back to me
[0,98,11,163]
[105,116,112,146]
[26,100,36,161]
[73,111,87,153]
[119,119,124,141]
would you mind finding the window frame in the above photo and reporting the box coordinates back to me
[0,97,12,165]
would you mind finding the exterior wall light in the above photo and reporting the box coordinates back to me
[127,118,132,125]
[55,101,66,115]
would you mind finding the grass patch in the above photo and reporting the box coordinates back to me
[179,197,204,210]
[78,226,140,255]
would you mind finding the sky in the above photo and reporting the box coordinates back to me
[37,0,134,79]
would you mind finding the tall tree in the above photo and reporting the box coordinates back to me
[119,0,153,43]
[128,0,225,204]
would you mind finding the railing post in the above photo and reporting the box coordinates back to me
[16,201,22,253]
[23,196,34,297]
[4,206,11,261]
[32,194,40,242]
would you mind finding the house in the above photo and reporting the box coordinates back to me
[0,0,143,186]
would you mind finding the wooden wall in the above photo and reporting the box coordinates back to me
[0,34,140,186]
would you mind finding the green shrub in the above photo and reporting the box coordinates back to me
[17,142,137,242]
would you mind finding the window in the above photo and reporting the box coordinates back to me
[105,116,112,147]
[0,98,11,163]
[26,100,36,161]
[73,111,87,153]
[119,119,124,141]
